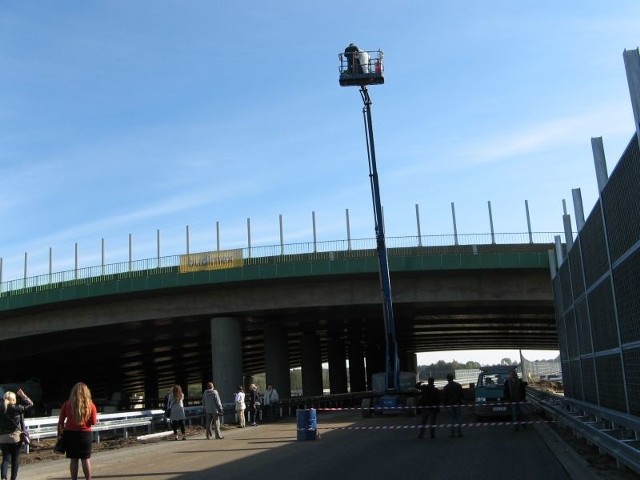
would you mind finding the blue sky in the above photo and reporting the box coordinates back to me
[2,2,639,363]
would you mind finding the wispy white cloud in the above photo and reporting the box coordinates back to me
[463,103,634,165]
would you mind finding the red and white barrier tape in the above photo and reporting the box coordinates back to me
[317,420,551,430]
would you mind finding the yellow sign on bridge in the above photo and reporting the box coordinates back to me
[179,249,243,273]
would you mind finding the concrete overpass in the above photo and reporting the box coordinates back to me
[0,240,557,408]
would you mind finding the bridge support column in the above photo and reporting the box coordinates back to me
[301,331,323,396]
[348,328,366,392]
[143,374,159,409]
[264,323,291,398]
[211,316,243,406]
[365,344,385,391]
[328,335,348,394]
[400,351,418,374]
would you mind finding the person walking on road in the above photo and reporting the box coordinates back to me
[442,373,464,438]
[0,388,33,480]
[202,382,224,440]
[58,382,98,480]
[168,385,187,441]
[417,378,440,439]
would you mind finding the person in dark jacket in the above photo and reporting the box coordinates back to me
[247,384,261,427]
[417,378,440,439]
[344,43,361,73]
[442,373,464,438]
[0,389,33,480]
[504,370,528,431]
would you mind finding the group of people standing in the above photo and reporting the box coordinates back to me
[0,381,97,480]
[418,370,528,439]
[417,373,465,440]
[163,381,280,439]
[234,383,279,428]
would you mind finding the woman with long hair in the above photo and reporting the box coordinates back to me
[167,385,186,440]
[0,388,33,480]
[58,382,97,480]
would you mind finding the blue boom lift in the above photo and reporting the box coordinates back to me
[339,46,417,417]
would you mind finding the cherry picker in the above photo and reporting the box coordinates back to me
[339,45,417,417]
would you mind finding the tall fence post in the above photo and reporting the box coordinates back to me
[415,204,422,247]
[346,209,352,251]
[451,202,458,246]
[279,214,284,255]
[156,229,161,269]
[247,218,252,258]
[623,48,640,142]
[488,201,495,244]
[312,211,317,253]
[525,200,533,244]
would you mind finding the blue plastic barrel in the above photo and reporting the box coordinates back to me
[296,408,317,441]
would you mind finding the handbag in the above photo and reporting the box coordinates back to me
[0,431,21,444]
[53,433,66,454]
[20,428,30,445]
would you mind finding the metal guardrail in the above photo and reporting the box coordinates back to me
[0,232,560,295]
[527,388,640,474]
[24,407,211,452]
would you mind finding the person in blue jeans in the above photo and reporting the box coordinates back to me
[442,373,464,438]
[0,389,33,480]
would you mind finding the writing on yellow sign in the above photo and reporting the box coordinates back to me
[179,249,243,272]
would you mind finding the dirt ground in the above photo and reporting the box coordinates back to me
[21,424,206,466]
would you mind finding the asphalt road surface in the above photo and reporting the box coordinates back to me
[20,410,602,480]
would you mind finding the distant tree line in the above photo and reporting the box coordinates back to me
[417,357,518,381]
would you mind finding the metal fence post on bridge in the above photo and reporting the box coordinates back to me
[623,47,640,141]
[415,204,422,247]
[346,209,352,251]
[451,202,458,246]
[247,218,252,259]
[488,201,495,245]
[279,214,284,256]
[525,200,533,244]
[312,211,317,253]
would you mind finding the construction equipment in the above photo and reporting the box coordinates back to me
[339,45,417,417]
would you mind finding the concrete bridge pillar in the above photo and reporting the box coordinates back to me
[328,332,348,394]
[348,328,366,392]
[365,343,385,390]
[301,331,323,396]
[264,323,291,398]
[400,351,418,374]
[211,316,243,406]
[143,374,159,409]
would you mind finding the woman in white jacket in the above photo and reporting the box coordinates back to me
[234,386,246,428]
[168,385,186,440]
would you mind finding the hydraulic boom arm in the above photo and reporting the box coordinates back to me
[359,85,399,392]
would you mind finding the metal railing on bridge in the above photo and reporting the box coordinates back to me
[0,232,559,296]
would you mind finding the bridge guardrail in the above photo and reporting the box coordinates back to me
[0,233,561,296]
[24,407,209,453]
[527,387,640,475]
